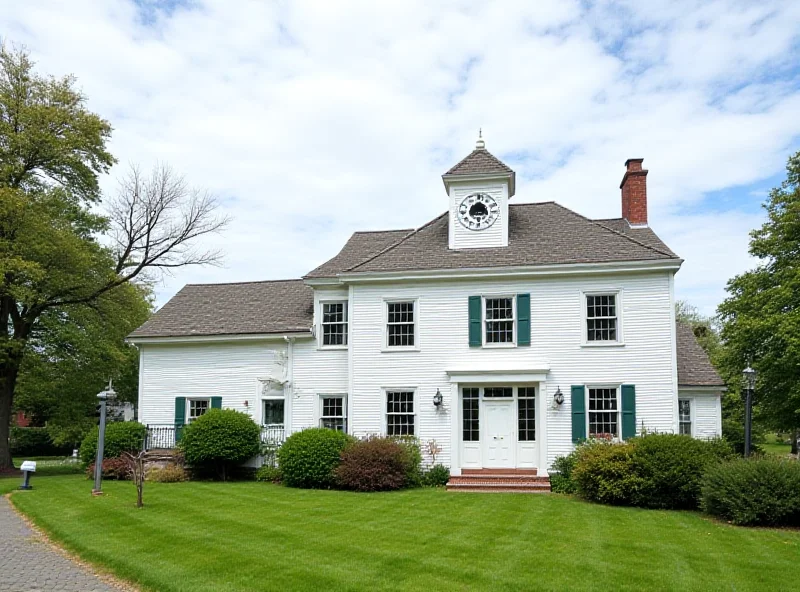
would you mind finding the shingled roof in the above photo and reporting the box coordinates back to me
[676,321,725,387]
[314,203,679,277]
[129,279,313,339]
[305,229,412,279]
[445,147,514,176]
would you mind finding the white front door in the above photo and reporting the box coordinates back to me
[483,401,514,468]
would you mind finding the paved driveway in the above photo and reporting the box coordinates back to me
[0,496,117,591]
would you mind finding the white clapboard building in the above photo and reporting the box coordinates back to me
[129,137,724,486]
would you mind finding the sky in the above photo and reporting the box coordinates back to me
[2,0,799,315]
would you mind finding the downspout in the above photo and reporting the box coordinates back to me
[283,335,295,436]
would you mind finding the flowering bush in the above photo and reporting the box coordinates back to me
[85,457,131,480]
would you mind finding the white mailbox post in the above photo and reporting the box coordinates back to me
[19,460,36,490]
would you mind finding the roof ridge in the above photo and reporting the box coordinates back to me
[344,212,448,273]
[352,228,414,235]
[184,278,304,288]
[549,202,676,259]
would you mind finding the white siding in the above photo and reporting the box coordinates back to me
[449,180,509,249]
[348,272,677,468]
[138,341,287,426]
[680,391,723,439]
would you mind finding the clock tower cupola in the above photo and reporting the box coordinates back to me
[442,133,516,250]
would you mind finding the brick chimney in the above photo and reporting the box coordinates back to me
[620,158,648,227]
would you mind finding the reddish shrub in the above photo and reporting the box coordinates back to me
[86,457,131,480]
[335,436,413,492]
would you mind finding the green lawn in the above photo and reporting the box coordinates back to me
[762,434,793,456]
[3,476,799,592]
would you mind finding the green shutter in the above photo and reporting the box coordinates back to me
[571,386,586,443]
[468,296,482,347]
[517,293,530,346]
[211,396,222,410]
[174,397,186,442]
[621,384,636,440]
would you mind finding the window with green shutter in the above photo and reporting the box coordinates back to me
[621,384,636,440]
[468,296,482,347]
[517,293,530,346]
[571,386,586,443]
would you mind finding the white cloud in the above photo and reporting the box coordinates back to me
[1,0,798,316]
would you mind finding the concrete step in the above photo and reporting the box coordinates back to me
[446,482,551,493]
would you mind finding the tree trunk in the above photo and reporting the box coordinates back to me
[0,357,20,471]
[792,429,798,456]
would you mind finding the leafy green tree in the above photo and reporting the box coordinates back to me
[718,150,800,450]
[0,46,227,470]
[13,282,152,447]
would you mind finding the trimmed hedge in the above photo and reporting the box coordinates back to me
[571,434,734,509]
[79,422,147,465]
[335,436,414,492]
[701,457,800,526]
[278,428,355,489]
[179,409,261,480]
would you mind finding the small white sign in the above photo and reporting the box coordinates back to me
[20,461,36,472]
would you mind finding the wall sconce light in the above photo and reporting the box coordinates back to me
[433,389,443,407]
[553,387,564,406]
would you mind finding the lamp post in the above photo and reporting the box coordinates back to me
[92,380,117,495]
[742,366,756,458]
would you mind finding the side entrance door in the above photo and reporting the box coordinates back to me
[483,401,514,468]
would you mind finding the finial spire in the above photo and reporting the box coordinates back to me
[476,128,485,149]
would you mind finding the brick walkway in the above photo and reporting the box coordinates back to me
[0,496,116,591]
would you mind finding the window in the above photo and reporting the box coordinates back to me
[386,390,415,436]
[462,388,479,442]
[320,395,346,431]
[322,301,348,346]
[262,399,284,426]
[187,398,209,423]
[483,387,513,398]
[485,297,514,344]
[678,399,692,436]
[586,294,618,342]
[518,387,536,441]
[588,388,619,438]
[386,301,415,347]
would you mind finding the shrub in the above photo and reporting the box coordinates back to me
[572,440,641,505]
[255,464,282,483]
[10,427,73,457]
[335,436,414,492]
[628,434,735,510]
[147,465,187,483]
[701,457,800,526]
[572,434,736,509]
[278,428,354,488]
[550,450,579,494]
[393,436,423,487]
[421,464,450,487]
[179,409,261,480]
[85,457,131,480]
[79,422,147,465]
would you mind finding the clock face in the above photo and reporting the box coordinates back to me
[458,193,499,231]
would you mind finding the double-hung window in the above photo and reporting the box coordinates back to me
[187,398,210,423]
[321,301,348,346]
[484,297,515,344]
[320,395,347,432]
[678,399,692,435]
[586,293,619,342]
[386,301,416,348]
[588,387,619,438]
[386,390,415,436]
